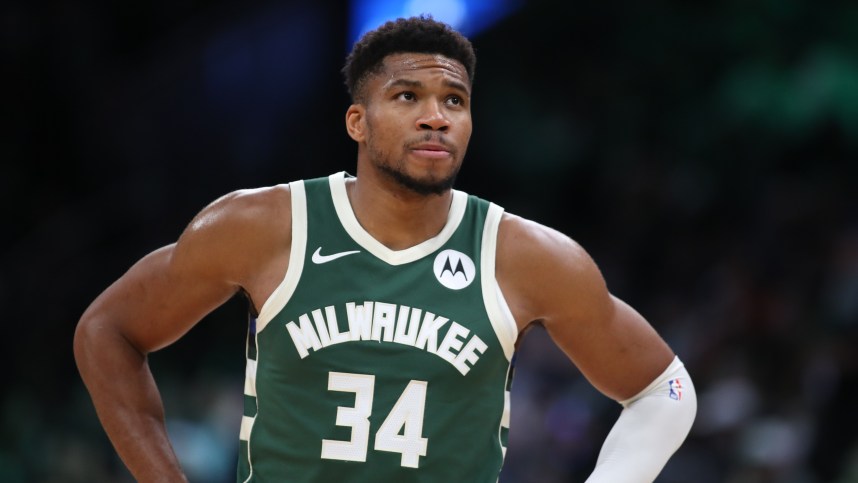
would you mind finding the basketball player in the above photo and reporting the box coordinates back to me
[74,16,696,482]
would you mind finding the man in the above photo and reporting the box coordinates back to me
[75,16,696,482]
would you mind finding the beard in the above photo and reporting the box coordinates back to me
[377,160,460,196]
[367,132,462,196]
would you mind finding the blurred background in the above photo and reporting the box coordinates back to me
[3,0,858,481]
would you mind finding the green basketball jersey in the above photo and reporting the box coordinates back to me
[237,172,519,482]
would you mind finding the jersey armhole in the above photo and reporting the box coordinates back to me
[256,180,308,332]
[481,203,518,361]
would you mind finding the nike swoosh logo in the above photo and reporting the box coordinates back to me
[311,247,361,264]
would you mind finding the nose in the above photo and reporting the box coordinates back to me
[416,100,450,132]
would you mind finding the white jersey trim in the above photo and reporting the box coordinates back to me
[256,180,308,333]
[243,359,258,397]
[239,415,255,441]
[329,171,468,266]
[481,203,518,361]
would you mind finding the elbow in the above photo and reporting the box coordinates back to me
[73,309,140,377]
[73,312,101,376]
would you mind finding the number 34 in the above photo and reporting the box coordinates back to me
[321,372,429,468]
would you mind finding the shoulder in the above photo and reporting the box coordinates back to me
[172,183,294,282]
[495,212,608,328]
[496,213,597,282]
[186,183,292,235]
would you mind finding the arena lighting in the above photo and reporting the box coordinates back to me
[348,0,523,47]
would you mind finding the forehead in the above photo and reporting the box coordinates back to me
[374,53,470,90]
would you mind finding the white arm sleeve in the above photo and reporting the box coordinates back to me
[585,356,697,483]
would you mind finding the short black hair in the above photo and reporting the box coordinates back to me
[342,16,476,102]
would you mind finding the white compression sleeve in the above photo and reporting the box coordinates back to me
[585,356,697,483]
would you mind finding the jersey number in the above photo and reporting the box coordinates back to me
[321,371,428,468]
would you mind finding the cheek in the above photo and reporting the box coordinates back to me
[368,115,406,143]
[365,120,400,156]
[457,119,473,143]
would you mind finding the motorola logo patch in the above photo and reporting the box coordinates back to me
[433,249,476,290]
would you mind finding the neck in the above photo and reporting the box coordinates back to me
[347,170,454,251]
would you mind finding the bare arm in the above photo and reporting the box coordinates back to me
[497,214,673,398]
[73,185,292,481]
[497,214,695,481]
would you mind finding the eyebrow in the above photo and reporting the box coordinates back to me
[383,78,470,95]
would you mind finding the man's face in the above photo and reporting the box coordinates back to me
[349,52,472,195]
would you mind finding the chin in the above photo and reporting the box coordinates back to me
[381,164,459,196]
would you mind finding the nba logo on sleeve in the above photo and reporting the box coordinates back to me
[433,249,476,290]
[668,378,683,400]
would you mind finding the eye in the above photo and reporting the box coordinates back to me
[397,91,416,101]
[446,95,464,106]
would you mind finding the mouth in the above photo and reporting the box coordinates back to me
[409,143,452,159]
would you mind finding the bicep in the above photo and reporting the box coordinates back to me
[543,292,674,401]
[83,241,239,355]
[79,186,291,355]
[498,216,673,401]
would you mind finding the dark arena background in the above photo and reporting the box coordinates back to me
[4,0,858,481]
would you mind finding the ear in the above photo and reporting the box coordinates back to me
[345,104,366,142]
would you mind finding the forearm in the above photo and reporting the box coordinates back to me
[74,318,187,482]
[586,357,697,483]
